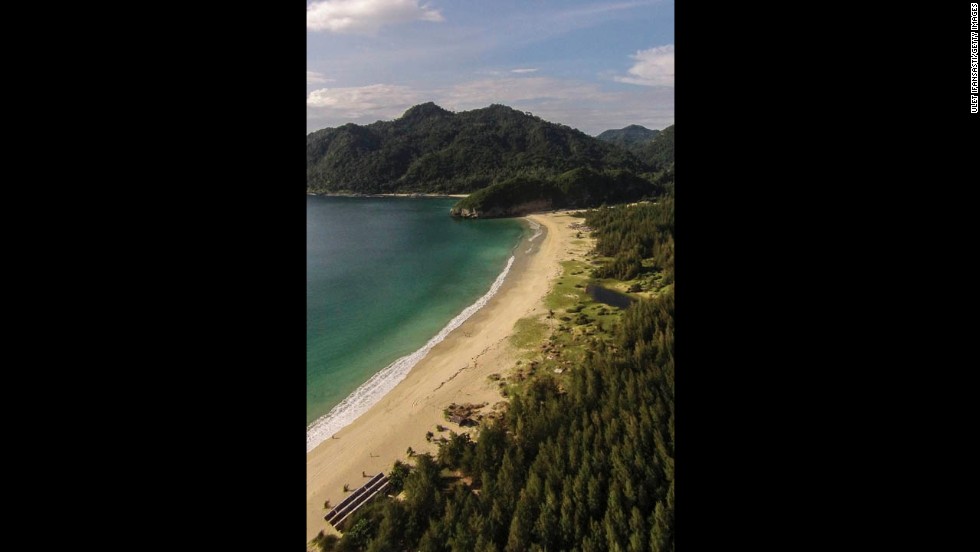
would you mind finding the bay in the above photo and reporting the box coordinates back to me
[306,196,525,441]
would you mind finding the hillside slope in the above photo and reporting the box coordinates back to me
[306,103,649,194]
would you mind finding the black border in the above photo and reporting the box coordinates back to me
[143,4,310,546]
[124,2,979,547]
[677,3,977,548]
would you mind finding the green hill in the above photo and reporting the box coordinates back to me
[596,123,673,173]
[596,124,661,150]
[636,124,674,172]
[450,168,666,218]
[306,103,649,194]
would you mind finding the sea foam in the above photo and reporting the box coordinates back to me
[306,255,516,452]
[526,220,542,252]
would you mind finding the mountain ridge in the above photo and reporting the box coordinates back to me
[306,103,650,194]
[596,124,661,150]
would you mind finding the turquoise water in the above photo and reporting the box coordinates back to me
[307,196,525,449]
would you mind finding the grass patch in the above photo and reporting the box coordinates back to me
[545,260,591,310]
[503,240,631,399]
[510,317,548,349]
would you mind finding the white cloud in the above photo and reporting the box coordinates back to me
[510,68,539,74]
[307,0,444,34]
[306,76,673,135]
[441,77,613,110]
[307,84,424,119]
[615,44,674,87]
[307,71,334,85]
[558,1,658,19]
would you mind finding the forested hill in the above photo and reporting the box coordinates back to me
[306,103,649,194]
[637,125,674,172]
[449,168,671,218]
[597,124,674,172]
[596,124,660,150]
[449,124,673,218]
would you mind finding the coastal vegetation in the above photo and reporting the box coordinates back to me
[448,127,674,218]
[449,167,666,218]
[314,195,675,552]
[587,198,675,285]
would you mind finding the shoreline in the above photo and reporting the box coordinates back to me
[306,252,517,453]
[306,211,582,542]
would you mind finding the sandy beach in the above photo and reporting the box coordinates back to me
[306,211,584,542]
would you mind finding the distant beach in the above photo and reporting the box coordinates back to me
[307,211,588,541]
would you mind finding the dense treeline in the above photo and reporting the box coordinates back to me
[316,198,675,552]
[307,103,650,194]
[586,199,675,284]
[450,167,665,218]
[635,126,674,173]
[449,126,674,218]
[316,294,675,552]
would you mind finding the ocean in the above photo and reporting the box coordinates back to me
[306,196,527,452]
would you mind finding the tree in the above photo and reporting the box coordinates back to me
[628,506,647,552]
[340,518,373,551]
[324,199,676,552]
[504,494,536,552]
[403,454,443,543]
[387,460,411,494]
[312,531,339,552]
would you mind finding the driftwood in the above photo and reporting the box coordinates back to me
[444,402,489,426]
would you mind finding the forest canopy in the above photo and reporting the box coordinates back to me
[306,103,658,195]
[315,193,676,552]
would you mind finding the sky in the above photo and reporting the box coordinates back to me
[307,0,674,136]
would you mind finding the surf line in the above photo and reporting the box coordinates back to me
[525,220,543,253]
[306,255,517,453]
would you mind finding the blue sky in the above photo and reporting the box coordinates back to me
[307,0,673,135]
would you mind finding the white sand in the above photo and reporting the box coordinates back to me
[306,212,582,541]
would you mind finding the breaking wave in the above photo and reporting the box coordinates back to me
[306,255,516,452]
